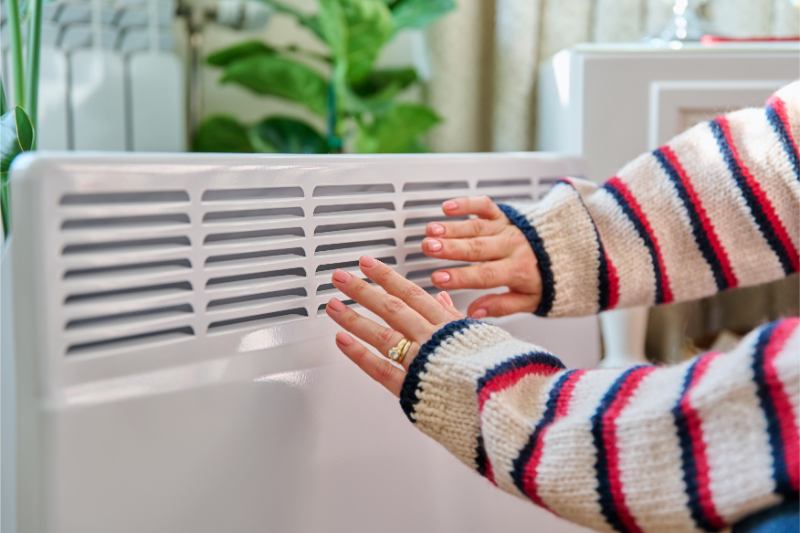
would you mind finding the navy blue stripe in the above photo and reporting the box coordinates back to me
[672,358,718,532]
[601,182,666,304]
[653,148,729,292]
[591,366,644,533]
[498,203,555,316]
[511,370,576,497]
[751,321,792,496]
[709,119,794,275]
[475,434,490,478]
[766,104,800,181]
[557,179,612,311]
[476,351,565,394]
[399,318,478,420]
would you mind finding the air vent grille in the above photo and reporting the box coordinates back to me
[49,154,581,358]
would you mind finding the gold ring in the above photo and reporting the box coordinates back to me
[388,338,412,364]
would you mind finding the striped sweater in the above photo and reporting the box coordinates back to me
[400,82,800,532]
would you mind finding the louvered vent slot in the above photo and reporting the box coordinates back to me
[314,202,394,216]
[203,206,303,223]
[314,220,395,236]
[208,308,308,333]
[402,181,469,192]
[404,198,450,209]
[313,184,394,197]
[204,227,305,246]
[205,247,306,266]
[59,189,194,356]
[315,239,397,255]
[202,187,303,202]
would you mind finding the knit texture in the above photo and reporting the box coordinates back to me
[400,83,800,532]
[500,81,800,317]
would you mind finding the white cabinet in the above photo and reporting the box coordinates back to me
[538,43,800,365]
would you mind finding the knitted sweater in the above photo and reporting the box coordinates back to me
[400,82,800,532]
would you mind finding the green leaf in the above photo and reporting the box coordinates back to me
[221,55,329,115]
[0,107,35,235]
[342,0,394,82]
[192,115,254,153]
[355,102,439,153]
[258,0,324,40]
[351,67,418,100]
[390,0,455,30]
[0,79,6,116]
[248,116,328,153]
[317,0,347,60]
[1,107,34,173]
[207,40,277,67]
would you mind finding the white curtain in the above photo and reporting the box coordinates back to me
[425,0,800,152]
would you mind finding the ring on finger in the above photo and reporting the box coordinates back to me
[388,337,413,364]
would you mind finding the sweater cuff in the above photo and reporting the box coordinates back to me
[399,318,564,472]
[499,180,606,317]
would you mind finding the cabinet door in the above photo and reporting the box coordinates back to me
[649,79,792,148]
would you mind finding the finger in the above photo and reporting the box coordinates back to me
[431,260,513,290]
[335,332,404,397]
[331,268,435,342]
[426,217,505,239]
[359,256,450,325]
[423,235,510,262]
[435,291,462,319]
[441,196,504,219]
[467,292,537,318]
[326,297,404,356]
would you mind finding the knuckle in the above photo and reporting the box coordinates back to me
[383,295,406,314]
[468,238,484,257]
[377,327,396,346]
[375,361,395,383]
[478,264,498,285]
[470,218,485,234]
[401,283,426,301]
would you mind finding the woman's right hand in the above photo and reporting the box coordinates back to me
[422,196,543,318]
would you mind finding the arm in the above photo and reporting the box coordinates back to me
[425,81,800,317]
[324,258,799,533]
[402,317,799,532]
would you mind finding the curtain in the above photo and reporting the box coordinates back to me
[425,0,800,152]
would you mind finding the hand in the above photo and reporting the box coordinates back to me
[421,196,541,318]
[325,256,463,397]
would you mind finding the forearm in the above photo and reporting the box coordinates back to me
[401,318,800,532]
[502,82,799,317]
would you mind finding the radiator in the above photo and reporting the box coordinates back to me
[2,152,598,533]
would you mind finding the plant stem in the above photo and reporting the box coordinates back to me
[326,81,342,153]
[5,0,26,109]
[26,0,43,144]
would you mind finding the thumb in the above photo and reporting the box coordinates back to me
[467,292,537,318]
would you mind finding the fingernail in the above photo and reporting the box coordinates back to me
[442,200,458,211]
[360,255,377,268]
[432,271,451,284]
[327,298,345,312]
[425,239,443,252]
[428,223,445,236]
[333,270,350,283]
[438,291,453,306]
[336,332,354,346]
[471,308,488,319]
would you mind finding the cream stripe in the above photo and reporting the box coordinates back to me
[481,370,567,496]
[727,107,800,253]
[616,363,698,532]
[622,153,717,302]
[587,187,655,308]
[536,369,624,532]
[674,122,784,285]
[692,333,781,524]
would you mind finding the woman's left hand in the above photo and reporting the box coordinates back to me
[325,255,463,397]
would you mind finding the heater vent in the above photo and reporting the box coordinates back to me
[42,153,582,358]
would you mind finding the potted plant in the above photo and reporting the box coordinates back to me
[193,0,454,154]
[1,0,42,238]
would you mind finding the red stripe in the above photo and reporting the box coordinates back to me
[661,146,739,288]
[478,363,562,411]
[602,367,656,533]
[682,351,726,529]
[607,177,674,303]
[768,95,800,156]
[523,370,586,508]
[606,251,620,309]
[718,117,800,271]
[762,318,800,491]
